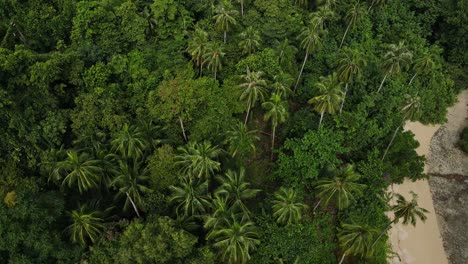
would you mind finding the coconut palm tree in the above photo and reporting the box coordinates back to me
[382,94,421,161]
[336,48,367,114]
[67,205,104,247]
[294,25,324,92]
[187,28,209,77]
[207,214,260,263]
[272,73,294,99]
[225,122,259,158]
[169,176,211,217]
[175,141,223,180]
[215,168,261,214]
[239,68,268,125]
[272,187,308,225]
[140,6,157,37]
[262,93,289,160]
[204,194,232,235]
[338,224,378,264]
[238,26,261,55]
[59,151,102,194]
[308,73,343,128]
[111,124,147,160]
[372,191,428,247]
[213,5,238,43]
[203,42,225,80]
[314,164,366,211]
[236,0,246,16]
[408,52,435,86]
[274,38,297,68]
[310,6,335,30]
[377,41,413,93]
[340,2,367,48]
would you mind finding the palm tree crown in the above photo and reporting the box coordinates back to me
[377,41,413,92]
[308,72,343,128]
[203,42,225,80]
[60,151,102,193]
[225,122,259,158]
[67,205,104,247]
[392,191,428,226]
[111,124,147,160]
[238,26,261,55]
[340,2,367,48]
[187,28,209,75]
[272,187,308,225]
[175,141,223,180]
[213,5,238,43]
[239,68,268,125]
[338,223,377,263]
[169,176,211,217]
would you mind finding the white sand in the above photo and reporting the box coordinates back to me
[388,90,468,264]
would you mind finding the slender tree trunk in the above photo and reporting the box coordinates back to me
[372,220,395,248]
[214,68,217,80]
[377,73,388,93]
[408,73,417,86]
[340,83,348,115]
[271,125,276,160]
[313,199,321,213]
[382,124,401,161]
[368,1,375,12]
[294,52,309,93]
[224,31,227,44]
[244,100,252,125]
[241,2,244,16]
[199,63,203,77]
[126,192,141,218]
[339,253,346,264]
[179,116,188,142]
[318,111,325,129]
[340,22,352,49]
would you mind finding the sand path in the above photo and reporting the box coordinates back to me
[388,90,468,264]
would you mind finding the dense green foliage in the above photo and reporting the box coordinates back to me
[0,0,465,263]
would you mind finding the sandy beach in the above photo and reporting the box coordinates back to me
[388,90,468,264]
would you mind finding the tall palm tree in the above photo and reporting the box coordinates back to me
[67,205,104,247]
[213,5,238,43]
[310,6,335,30]
[236,0,246,16]
[274,38,297,68]
[336,48,367,114]
[207,214,260,264]
[372,191,428,247]
[59,151,102,194]
[377,41,413,93]
[272,73,294,99]
[314,164,366,211]
[338,224,378,264]
[408,52,435,86]
[225,122,259,158]
[295,25,324,92]
[215,168,261,213]
[140,6,157,37]
[111,124,147,160]
[238,26,261,55]
[340,2,367,48]
[308,73,343,128]
[203,42,225,80]
[169,176,211,217]
[204,194,232,235]
[175,141,223,180]
[111,160,151,217]
[239,68,268,125]
[262,93,289,160]
[187,28,209,77]
[272,187,308,225]
[382,94,421,161]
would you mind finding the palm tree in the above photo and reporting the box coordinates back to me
[322,0,338,9]
[295,0,309,8]
[169,176,211,217]
[175,141,223,180]
[140,6,157,37]
[368,0,387,11]
[262,93,289,160]
[372,191,428,247]
[239,68,268,125]
[187,28,209,77]
[203,42,225,80]
[225,122,259,158]
[207,214,260,263]
[272,187,308,225]
[111,160,151,217]
[274,38,297,68]
[340,2,367,48]
[111,124,147,160]
[204,194,232,234]
[336,48,367,114]
[381,94,421,161]
[338,224,378,264]
[377,41,413,93]
[236,0,246,16]
[310,6,335,30]
[215,168,261,213]
[408,53,435,86]
[59,151,102,194]
[295,25,324,92]
[308,73,343,128]
[67,205,104,247]
[314,164,366,211]
[213,5,238,43]
[272,73,294,99]
[238,26,261,55]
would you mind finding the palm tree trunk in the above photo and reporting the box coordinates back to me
[408,73,417,86]
[271,125,276,160]
[338,253,346,264]
[372,220,395,248]
[313,199,321,213]
[340,83,348,115]
[214,68,217,80]
[179,116,188,142]
[340,22,352,49]
[382,124,401,161]
[126,192,141,218]
[241,2,244,16]
[318,111,325,129]
[224,31,227,44]
[294,52,309,93]
[244,100,252,125]
[377,73,388,93]
[368,1,375,12]
[200,63,203,77]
